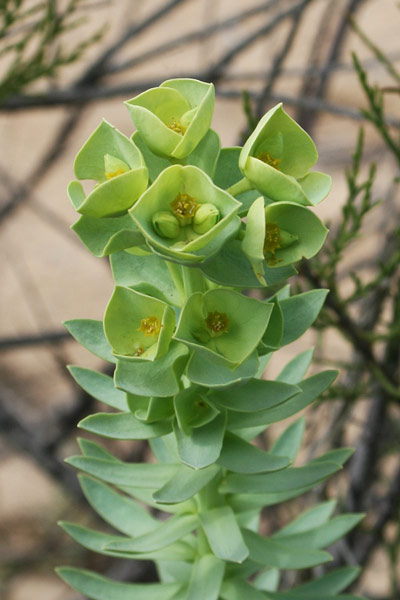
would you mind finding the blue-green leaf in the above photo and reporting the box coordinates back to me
[273,500,336,538]
[60,521,194,561]
[78,412,171,439]
[57,567,183,600]
[218,433,290,474]
[243,529,332,569]
[289,566,361,595]
[187,350,259,388]
[269,418,305,462]
[68,366,128,411]
[254,568,280,592]
[221,577,272,600]
[226,371,337,429]
[219,461,341,494]
[66,455,178,489]
[64,319,115,363]
[280,290,328,346]
[186,555,225,600]
[110,250,181,307]
[174,412,226,469]
[154,464,220,504]
[199,506,249,563]
[79,475,156,536]
[276,348,314,384]
[211,379,299,413]
[106,514,199,553]
[115,342,189,397]
[275,514,364,549]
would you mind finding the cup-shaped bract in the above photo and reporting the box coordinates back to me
[125,78,214,159]
[129,164,241,263]
[68,120,148,218]
[104,286,175,361]
[174,288,274,366]
[239,104,332,206]
[242,197,328,285]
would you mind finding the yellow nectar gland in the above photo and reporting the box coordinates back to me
[138,316,161,337]
[105,167,126,180]
[133,347,144,357]
[205,311,230,336]
[258,151,281,170]
[264,222,281,255]
[170,194,198,222]
[169,119,187,136]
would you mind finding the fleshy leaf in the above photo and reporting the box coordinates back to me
[153,463,220,504]
[279,290,328,346]
[57,567,183,600]
[185,555,225,600]
[242,529,332,569]
[210,379,299,413]
[78,412,172,439]
[79,475,157,536]
[217,433,291,474]
[64,319,115,363]
[187,350,259,388]
[174,412,226,469]
[106,513,199,553]
[219,461,341,494]
[68,366,128,411]
[199,506,249,563]
[72,213,145,257]
[114,342,189,397]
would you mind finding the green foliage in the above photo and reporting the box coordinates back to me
[60,78,365,599]
[0,0,104,104]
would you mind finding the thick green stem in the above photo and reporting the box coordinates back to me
[165,260,185,304]
[182,265,206,296]
[226,176,253,197]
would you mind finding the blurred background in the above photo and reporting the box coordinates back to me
[0,0,399,598]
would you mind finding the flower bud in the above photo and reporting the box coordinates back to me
[192,203,220,235]
[152,211,180,239]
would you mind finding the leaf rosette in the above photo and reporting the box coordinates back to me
[242,197,328,285]
[104,286,175,361]
[239,104,332,206]
[67,120,148,218]
[129,164,241,264]
[174,288,274,366]
[125,78,215,159]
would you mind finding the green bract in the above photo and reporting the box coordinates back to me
[174,289,273,366]
[242,196,328,284]
[68,120,148,218]
[125,78,214,159]
[104,286,175,361]
[62,83,366,600]
[239,104,332,206]
[129,164,241,263]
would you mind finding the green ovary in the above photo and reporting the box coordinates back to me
[205,311,230,337]
[257,151,281,170]
[170,193,199,225]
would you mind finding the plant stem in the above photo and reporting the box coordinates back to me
[165,260,186,304]
[226,177,253,196]
[182,266,206,296]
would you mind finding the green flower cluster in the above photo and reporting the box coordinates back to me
[60,78,365,600]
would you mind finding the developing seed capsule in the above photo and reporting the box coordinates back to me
[193,203,220,235]
[170,193,198,225]
[205,311,230,337]
[152,211,180,239]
